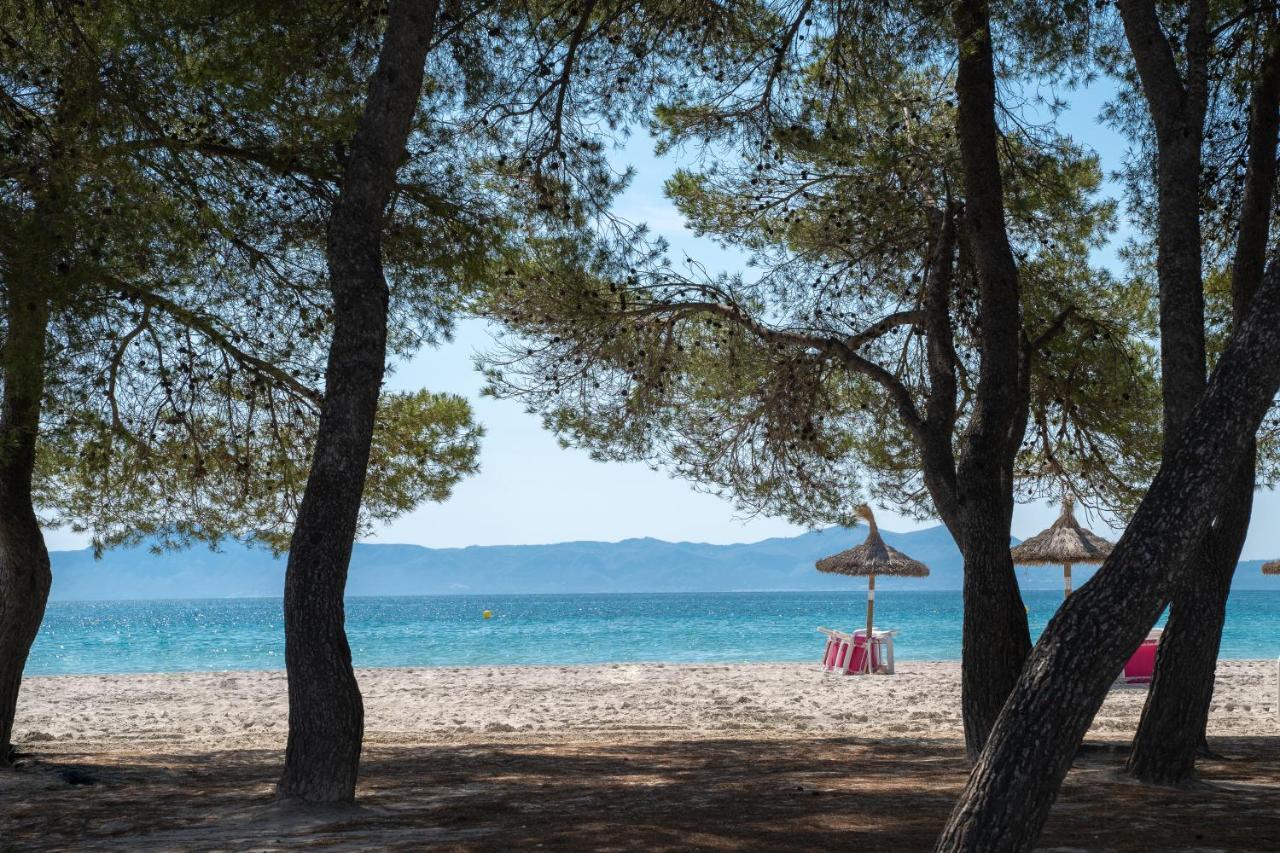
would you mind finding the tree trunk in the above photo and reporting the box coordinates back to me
[1126,451,1253,784]
[957,504,1031,762]
[948,0,1033,760]
[277,0,439,803]
[917,203,1031,758]
[1115,0,1210,440]
[933,257,1280,852]
[0,279,51,767]
[1124,14,1278,785]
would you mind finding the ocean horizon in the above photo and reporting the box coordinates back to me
[26,589,1280,676]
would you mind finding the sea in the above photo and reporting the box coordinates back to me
[25,590,1280,676]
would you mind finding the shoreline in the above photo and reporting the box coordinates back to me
[21,652,1280,679]
[16,660,1279,754]
[17,656,987,679]
[47,584,1280,597]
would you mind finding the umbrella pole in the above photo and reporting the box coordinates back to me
[1063,563,1072,598]
[865,574,876,673]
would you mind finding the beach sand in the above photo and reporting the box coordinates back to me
[5,661,1280,850]
[13,660,1280,751]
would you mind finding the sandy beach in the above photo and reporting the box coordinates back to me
[6,661,1280,850]
[13,659,1280,751]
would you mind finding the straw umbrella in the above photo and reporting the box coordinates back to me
[1263,560,1279,576]
[816,505,929,661]
[1010,495,1113,598]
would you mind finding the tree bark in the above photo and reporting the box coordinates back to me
[277,0,439,803]
[934,256,1280,852]
[920,206,960,528]
[955,498,1031,762]
[1125,17,1279,784]
[948,0,1032,760]
[1126,454,1252,783]
[0,278,51,767]
[1120,0,1211,444]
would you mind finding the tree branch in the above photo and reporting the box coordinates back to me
[623,299,926,435]
[1230,19,1280,317]
[1116,0,1189,137]
[920,204,962,520]
[548,0,597,156]
[105,308,151,442]
[101,277,322,408]
[1028,306,1076,353]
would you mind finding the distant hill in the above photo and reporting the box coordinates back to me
[47,525,1280,600]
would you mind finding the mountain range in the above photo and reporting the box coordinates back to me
[46,524,1280,600]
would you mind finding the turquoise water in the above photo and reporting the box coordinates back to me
[27,590,1280,675]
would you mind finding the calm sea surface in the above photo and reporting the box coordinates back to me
[26,590,1280,675]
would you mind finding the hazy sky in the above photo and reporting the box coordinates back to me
[42,77,1280,557]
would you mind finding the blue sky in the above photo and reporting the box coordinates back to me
[363,77,1279,558]
[41,77,1279,558]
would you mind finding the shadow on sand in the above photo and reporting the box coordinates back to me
[2,735,1278,850]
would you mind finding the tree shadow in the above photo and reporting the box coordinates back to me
[1,735,1277,850]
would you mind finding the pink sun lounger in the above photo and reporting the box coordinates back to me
[1122,629,1163,684]
[817,627,896,674]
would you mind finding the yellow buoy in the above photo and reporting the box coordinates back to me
[482,610,492,619]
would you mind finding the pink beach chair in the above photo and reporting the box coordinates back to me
[842,630,878,674]
[817,628,896,674]
[1122,629,1163,684]
[820,629,844,670]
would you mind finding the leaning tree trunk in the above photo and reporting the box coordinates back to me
[0,279,51,766]
[277,0,439,803]
[1126,18,1278,784]
[1126,450,1253,783]
[934,257,1280,852]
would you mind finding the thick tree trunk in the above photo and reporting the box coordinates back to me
[1116,0,1210,438]
[1126,451,1252,784]
[277,0,439,803]
[1125,16,1278,784]
[0,280,51,767]
[957,502,1031,762]
[934,257,1280,852]
[948,0,1032,760]
[0,541,48,767]
[918,203,1030,754]
[0,526,49,767]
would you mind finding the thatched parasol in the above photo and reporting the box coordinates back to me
[816,505,929,667]
[1010,495,1113,598]
[1263,560,1279,576]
